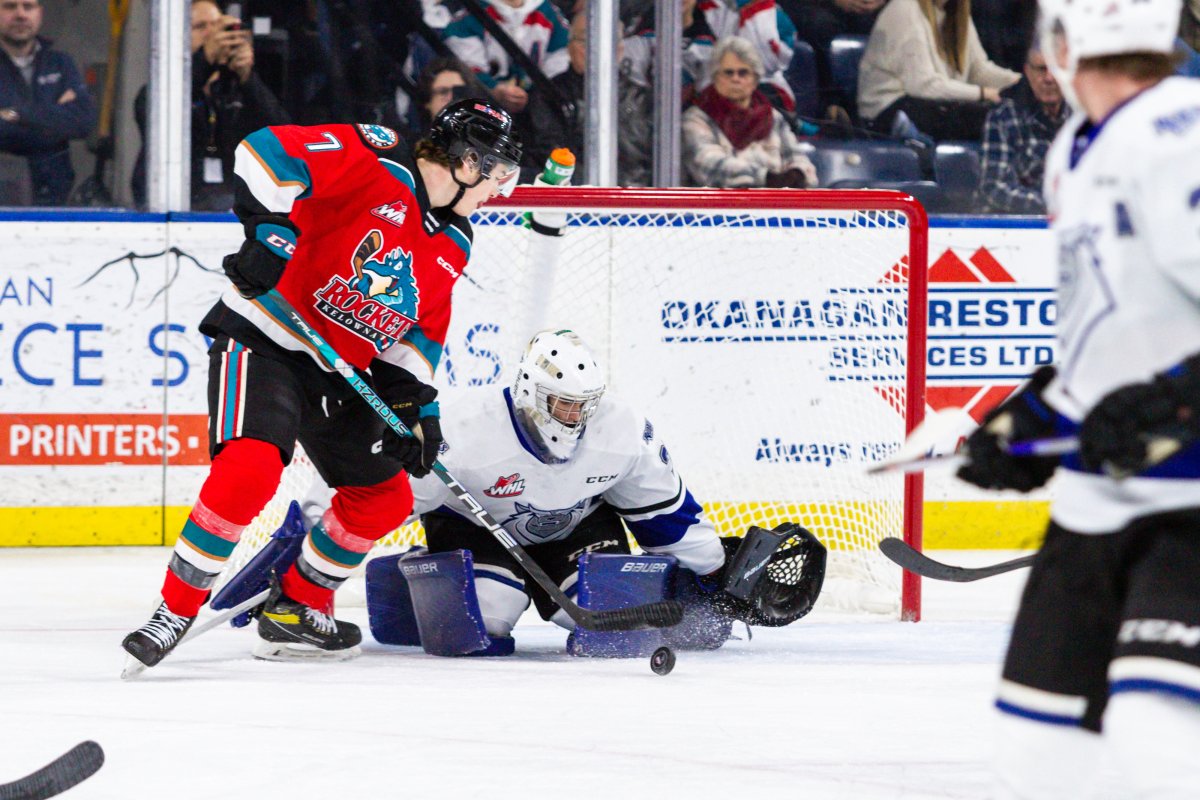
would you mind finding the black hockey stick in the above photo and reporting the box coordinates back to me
[878,537,1035,582]
[0,741,104,800]
[259,290,684,632]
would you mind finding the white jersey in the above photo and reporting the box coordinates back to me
[408,385,725,574]
[1041,77,1200,532]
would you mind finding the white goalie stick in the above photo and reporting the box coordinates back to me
[257,289,684,632]
[120,589,270,680]
[878,537,1035,582]
[0,741,104,800]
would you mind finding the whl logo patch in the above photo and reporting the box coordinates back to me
[484,473,525,498]
[370,199,408,228]
[313,229,419,350]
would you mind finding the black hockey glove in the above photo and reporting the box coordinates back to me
[956,365,1060,493]
[377,366,442,479]
[223,214,300,298]
[700,524,826,627]
[1078,355,1200,477]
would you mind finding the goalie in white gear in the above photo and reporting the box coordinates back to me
[300,329,825,644]
[951,0,1200,797]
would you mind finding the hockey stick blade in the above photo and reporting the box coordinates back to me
[0,740,104,800]
[878,538,1035,582]
[120,589,270,680]
[583,600,685,632]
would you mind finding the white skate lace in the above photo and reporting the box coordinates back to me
[142,606,190,649]
[305,608,336,636]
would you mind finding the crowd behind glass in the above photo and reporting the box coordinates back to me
[2,0,1199,214]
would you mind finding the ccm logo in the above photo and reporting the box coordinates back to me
[586,474,618,484]
[265,232,296,256]
[620,562,667,573]
[1119,618,1200,647]
[401,562,439,576]
[437,256,460,278]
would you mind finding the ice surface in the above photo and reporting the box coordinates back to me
[1,548,1039,799]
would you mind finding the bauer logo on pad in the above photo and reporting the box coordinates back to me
[484,473,525,498]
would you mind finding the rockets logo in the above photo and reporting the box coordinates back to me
[484,473,526,498]
[313,230,420,350]
[370,199,408,228]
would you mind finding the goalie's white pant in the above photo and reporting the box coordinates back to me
[474,568,575,638]
[993,693,1200,799]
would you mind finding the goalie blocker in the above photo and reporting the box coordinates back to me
[361,522,826,657]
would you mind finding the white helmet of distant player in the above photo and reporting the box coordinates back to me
[512,330,606,463]
[1039,0,1182,110]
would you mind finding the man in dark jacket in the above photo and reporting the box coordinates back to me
[0,0,95,205]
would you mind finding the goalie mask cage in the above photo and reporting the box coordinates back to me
[215,188,928,621]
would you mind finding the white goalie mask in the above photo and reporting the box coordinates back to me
[511,330,606,463]
[1039,0,1182,111]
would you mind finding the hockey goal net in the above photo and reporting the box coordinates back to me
[215,188,928,620]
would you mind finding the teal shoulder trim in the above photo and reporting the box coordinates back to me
[444,224,472,259]
[243,128,313,199]
[402,325,444,374]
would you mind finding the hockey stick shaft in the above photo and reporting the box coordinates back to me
[259,290,682,632]
[869,436,1079,475]
[878,537,1035,582]
[0,741,104,800]
[120,589,270,680]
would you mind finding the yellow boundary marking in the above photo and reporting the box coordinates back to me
[0,502,1050,549]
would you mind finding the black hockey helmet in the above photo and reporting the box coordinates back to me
[429,98,523,185]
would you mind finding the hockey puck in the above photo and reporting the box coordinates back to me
[650,646,675,676]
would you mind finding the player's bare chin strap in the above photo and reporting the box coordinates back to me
[440,162,485,211]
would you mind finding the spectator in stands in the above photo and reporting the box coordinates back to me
[695,0,799,112]
[778,0,885,112]
[441,0,572,117]
[133,0,290,211]
[682,36,818,188]
[187,0,290,210]
[619,0,715,185]
[0,0,94,205]
[857,0,1019,141]
[1182,1,1200,55]
[405,58,489,139]
[977,42,1066,215]
[971,0,1037,72]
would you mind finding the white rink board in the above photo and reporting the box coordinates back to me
[0,215,1057,539]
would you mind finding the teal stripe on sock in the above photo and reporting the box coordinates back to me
[308,524,368,570]
[180,519,237,560]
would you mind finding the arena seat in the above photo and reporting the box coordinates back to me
[933,141,983,213]
[828,34,868,121]
[810,141,922,187]
[785,40,820,120]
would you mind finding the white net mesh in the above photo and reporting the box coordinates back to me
[216,190,925,617]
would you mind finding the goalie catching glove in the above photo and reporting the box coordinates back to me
[956,365,1060,492]
[698,523,827,626]
[1078,354,1200,476]
[375,365,443,479]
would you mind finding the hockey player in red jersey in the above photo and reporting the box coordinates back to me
[121,100,522,669]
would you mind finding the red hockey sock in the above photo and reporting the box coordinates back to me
[281,563,334,609]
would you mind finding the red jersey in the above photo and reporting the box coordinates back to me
[202,123,472,383]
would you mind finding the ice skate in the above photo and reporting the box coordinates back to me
[254,576,362,662]
[121,602,197,677]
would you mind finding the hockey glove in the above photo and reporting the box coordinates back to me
[223,214,300,298]
[701,525,826,627]
[1078,355,1200,477]
[956,365,1060,493]
[377,367,443,479]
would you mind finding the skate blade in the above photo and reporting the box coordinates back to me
[120,654,150,681]
[252,638,361,663]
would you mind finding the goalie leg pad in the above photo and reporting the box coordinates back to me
[665,567,735,651]
[365,550,423,646]
[569,554,674,658]
[210,500,306,627]
[371,549,515,657]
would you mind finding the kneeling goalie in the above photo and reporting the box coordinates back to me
[221,329,826,657]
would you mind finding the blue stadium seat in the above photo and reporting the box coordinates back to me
[785,40,820,120]
[828,34,868,120]
[933,141,983,213]
[810,141,922,186]
[824,179,948,213]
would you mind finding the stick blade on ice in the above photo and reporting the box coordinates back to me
[0,740,104,800]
